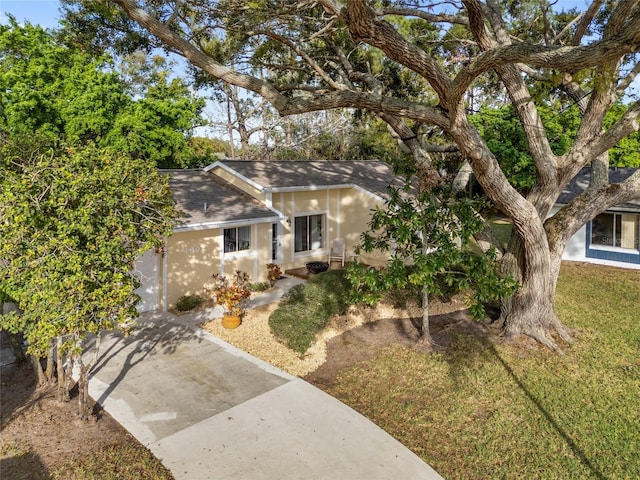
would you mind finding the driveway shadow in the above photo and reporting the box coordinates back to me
[87,313,203,406]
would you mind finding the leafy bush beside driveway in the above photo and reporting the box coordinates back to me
[268,270,353,354]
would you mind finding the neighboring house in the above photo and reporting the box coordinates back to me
[556,167,640,269]
[135,160,401,311]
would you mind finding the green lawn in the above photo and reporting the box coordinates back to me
[327,263,640,479]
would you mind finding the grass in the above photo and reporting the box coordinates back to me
[489,219,513,247]
[326,262,640,479]
[51,442,174,479]
[268,269,353,353]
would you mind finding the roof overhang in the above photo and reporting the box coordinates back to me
[204,161,266,193]
[205,160,387,202]
[174,215,281,232]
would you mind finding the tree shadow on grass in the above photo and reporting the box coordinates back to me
[0,363,40,430]
[434,310,607,480]
[0,451,50,480]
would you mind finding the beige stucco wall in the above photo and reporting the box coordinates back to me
[165,223,274,309]
[165,229,220,308]
[162,184,391,309]
[338,188,388,266]
[270,187,389,271]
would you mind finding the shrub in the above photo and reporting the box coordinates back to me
[176,294,203,312]
[266,263,282,285]
[209,270,251,315]
[249,281,271,292]
[268,269,353,354]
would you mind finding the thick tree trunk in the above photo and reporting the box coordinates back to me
[499,232,572,352]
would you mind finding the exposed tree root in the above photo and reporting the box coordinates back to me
[499,310,573,354]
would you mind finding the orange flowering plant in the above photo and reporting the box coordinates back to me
[210,270,251,316]
[266,263,282,286]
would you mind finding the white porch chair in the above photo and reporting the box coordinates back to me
[328,237,346,267]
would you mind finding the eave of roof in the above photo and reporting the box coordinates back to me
[206,159,405,200]
[556,167,640,212]
[161,169,282,228]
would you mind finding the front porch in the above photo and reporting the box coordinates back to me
[284,260,351,280]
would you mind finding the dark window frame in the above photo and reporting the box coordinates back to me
[294,214,324,253]
[224,225,251,253]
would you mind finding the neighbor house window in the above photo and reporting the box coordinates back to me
[224,226,251,253]
[591,213,639,250]
[294,214,324,252]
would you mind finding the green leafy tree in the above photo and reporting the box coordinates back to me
[104,71,206,168]
[605,104,640,167]
[0,135,176,419]
[68,0,640,351]
[472,105,582,192]
[0,18,126,142]
[349,181,517,346]
[0,19,205,168]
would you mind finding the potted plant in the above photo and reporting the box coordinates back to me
[266,263,282,287]
[210,270,251,329]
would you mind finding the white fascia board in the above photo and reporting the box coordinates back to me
[265,192,287,220]
[174,215,280,232]
[352,184,385,203]
[554,202,640,214]
[204,161,266,192]
[202,161,222,172]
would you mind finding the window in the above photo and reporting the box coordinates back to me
[294,214,324,252]
[224,226,251,253]
[591,212,639,250]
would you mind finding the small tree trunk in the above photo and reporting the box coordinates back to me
[64,355,75,402]
[77,360,92,421]
[417,234,435,347]
[76,333,102,421]
[225,85,236,160]
[417,285,435,347]
[45,344,55,384]
[30,354,47,386]
[229,85,251,159]
[56,336,69,403]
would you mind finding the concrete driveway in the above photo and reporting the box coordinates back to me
[87,287,444,479]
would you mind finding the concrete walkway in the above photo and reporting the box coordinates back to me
[87,278,443,479]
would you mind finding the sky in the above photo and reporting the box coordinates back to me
[0,0,63,28]
[0,0,604,30]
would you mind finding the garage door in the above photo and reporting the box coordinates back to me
[134,250,160,312]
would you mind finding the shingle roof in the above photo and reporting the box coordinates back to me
[162,170,278,228]
[557,167,640,211]
[217,160,403,199]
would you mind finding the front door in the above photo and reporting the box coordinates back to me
[272,223,282,262]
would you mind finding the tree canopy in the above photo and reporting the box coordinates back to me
[0,135,176,415]
[59,0,640,350]
[0,18,206,168]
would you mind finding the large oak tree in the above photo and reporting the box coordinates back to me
[67,0,640,350]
